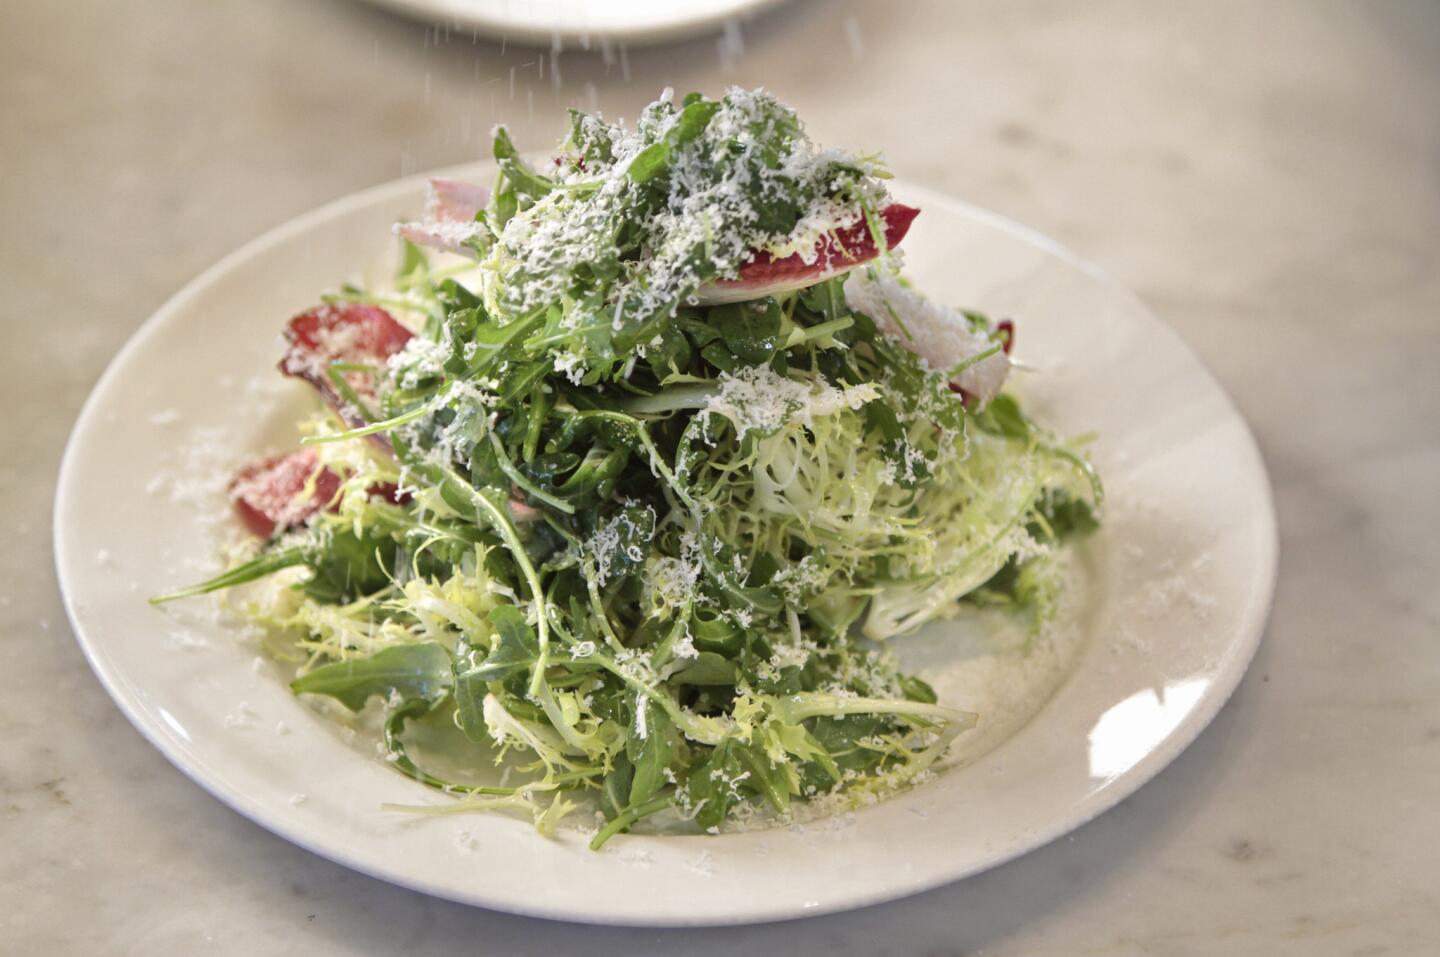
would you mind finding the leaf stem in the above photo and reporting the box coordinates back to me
[436,464,552,698]
[589,793,673,850]
[303,387,452,445]
[488,432,574,514]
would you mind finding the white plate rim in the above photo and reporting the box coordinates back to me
[354,0,790,46]
[54,167,1279,926]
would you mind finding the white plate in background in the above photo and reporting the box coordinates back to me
[357,0,789,46]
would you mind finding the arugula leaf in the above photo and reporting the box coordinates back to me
[671,99,721,145]
[476,605,541,682]
[733,741,791,814]
[626,98,721,184]
[973,393,1030,441]
[626,696,674,805]
[626,142,671,184]
[601,752,635,821]
[493,126,554,198]
[714,299,782,364]
[291,643,453,711]
[1035,487,1099,540]
[149,548,305,604]
[301,525,397,604]
[669,652,739,687]
[587,503,656,584]
[450,605,542,742]
[683,741,748,829]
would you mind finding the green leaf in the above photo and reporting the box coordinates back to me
[626,100,718,184]
[475,605,541,682]
[627,142,671,183]
[290,643,453,712]
[671,99,720,145]
[733,741,791,814]
[493,127,554,198]
[492,124,521,161]
[670,652,739,686]
[396,237,427,283]
[899,674,938,705]
[1035,487,1098,540]
[698,535,784,615]
[677,315,721,348]
[627,697,674,805]
[149,548,306,604]
[452,643,490,744]
[690,608,743,655]
[554,446,630,500]
[700,340,738,373]
[601,752,635,821]
[489,179,518,230]
[301,525,397,605]
[463,309,545,379]
[863,399,931,490]
[587,503,656,584]
[807,714,890,773]
[974,393,1030,441]
[589,793,672,850]
[438,277,482,312]
[684,740,747,829]
[798,276,846,325]
[714,299,782,364]
[450,605,541,742]
[644,323,694,378]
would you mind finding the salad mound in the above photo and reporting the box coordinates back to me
[158,87,1099,848]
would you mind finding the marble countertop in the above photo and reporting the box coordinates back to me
[5,1,1438,953]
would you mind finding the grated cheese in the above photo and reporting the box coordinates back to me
[702,365,878,439]
[844,268,1011,403]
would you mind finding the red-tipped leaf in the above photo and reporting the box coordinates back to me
[229,449,409,539]
[397,179,491,254]
[279,303,413,431]
[229,449,341,538]
[695,202,920,305]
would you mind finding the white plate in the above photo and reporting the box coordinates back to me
[54,167,1277,926]
[356,0,787,46]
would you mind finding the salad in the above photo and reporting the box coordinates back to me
[157,88,1099,849]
